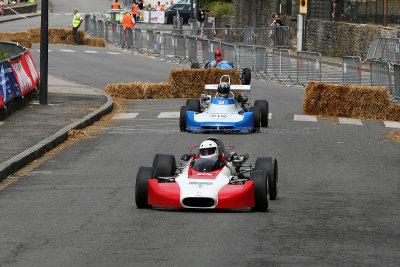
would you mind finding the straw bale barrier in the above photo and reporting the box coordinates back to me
[0,32,32,48]
[303,82,400,121]
[0,28,105,48]
[106,69,241,99]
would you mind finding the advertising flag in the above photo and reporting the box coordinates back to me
[0,61,22,106]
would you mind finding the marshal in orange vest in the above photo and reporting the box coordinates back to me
[131,3,138,15]
[112,2,121,9]
[121,14,134,29]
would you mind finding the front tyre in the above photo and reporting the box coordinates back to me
[249,106,261,132]
[254,100,269,127]
[135,166,154,208]
[251,170,269,211]
[152,154,176,178]
[255,157,278,200]
[186,99,201,112]
[179,106,189,132]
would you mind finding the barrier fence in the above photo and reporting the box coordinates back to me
[370,60,392,92]
[268,49,292,85]
[342,56,362,85]
[297,51,322,85]
[394,64,400,99]
[0,41,40,110]
[366,37,400,63]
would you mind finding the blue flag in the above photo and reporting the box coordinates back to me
[0,61,22,105]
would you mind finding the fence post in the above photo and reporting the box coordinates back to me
[225,24,231,43]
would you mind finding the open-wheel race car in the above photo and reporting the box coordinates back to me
[135,137,278,211]
[179,75,269,133]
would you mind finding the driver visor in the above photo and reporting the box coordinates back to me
[200,147,216,156]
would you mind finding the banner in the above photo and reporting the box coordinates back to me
[0,61,22,107]
[10,50,39,96]
[150,11,165,24]
[138,10,150,22]
[24,50,40,85]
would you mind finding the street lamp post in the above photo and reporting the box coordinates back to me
[40,0,48,105]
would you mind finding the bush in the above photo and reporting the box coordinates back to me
[0,50,10,61]
[204,1,233,17]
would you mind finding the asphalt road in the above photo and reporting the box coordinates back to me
[0,0,400,266]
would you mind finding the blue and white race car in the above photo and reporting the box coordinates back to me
[179,75,269,133]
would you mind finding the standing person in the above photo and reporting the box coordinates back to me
[121,11,135,30]
[72,9,83,45]
[155,1,163,11]
[111,0,121,9]
[270,13,284,47]
[197,6,208,35]
[164,1,170,9]
[131,0,138,21]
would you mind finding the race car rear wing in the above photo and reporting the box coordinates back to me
[205,84,251,92]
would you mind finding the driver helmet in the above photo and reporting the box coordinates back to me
[214,50,222,57]
[218,82,230,98]
[199,140,219,159]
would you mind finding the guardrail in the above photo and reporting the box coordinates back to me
[0,41,40,111]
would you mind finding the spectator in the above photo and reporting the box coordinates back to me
[270,13,284,47]
[164,1,170,9]
[155,1,163,11]
[197,6,208,35]
[72,8,83,45]
[138,0,144,10]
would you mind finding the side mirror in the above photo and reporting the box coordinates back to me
[181,153,192,161]
[225,154,234,162]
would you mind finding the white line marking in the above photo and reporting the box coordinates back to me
[65,13,73,16]
[268,113,272,120]
[84,50,99,54]
[157,112,180,118]
[112,113,139,119]
[338,118,363,125]
[383,121,400,128]
[60,49,76,53]
[53,14,60,16]
[106,52,121,55]
[293,115,317,122]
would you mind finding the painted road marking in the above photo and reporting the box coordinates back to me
[53,14,61,16]
[338,118,363,125]
[268,113,272,120]
[65,13,73,16]
[60,49,76,53]
[383,121,400,128]
[112,113,139,119]
[106,52,121,55]
[157,112,180,119]
[294,115,317,122]
[84,51,99,54]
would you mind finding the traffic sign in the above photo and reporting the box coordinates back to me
[300,0,307,14]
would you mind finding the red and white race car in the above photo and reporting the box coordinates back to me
[135,137,278,211]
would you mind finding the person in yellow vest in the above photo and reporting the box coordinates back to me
[131,1,138,21]
[164,1,170,10]
[111,0,121,10]
[155,1,163,11]
[72,9,83,45]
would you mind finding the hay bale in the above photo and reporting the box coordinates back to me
[303,82,390,120]
[0,32,32,48]
[385,104,400,122]
[47,28,85,45]
[143,82,174,99]
[83,37,106,47]
[169,68,241,98]
[27,27,41,43]
[106,83,146,99]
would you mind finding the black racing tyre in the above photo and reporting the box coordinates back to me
[191,62,200,69]
[186,99,201,112]
[152,154,176,178]
[250,169,269,211]
[135,166,153,208]
[179,106,189,132]
[254,100,269,127]
[255,157,278,200]
[242,68,251,85]
[249,106,261,132]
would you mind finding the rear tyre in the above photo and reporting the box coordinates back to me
[135,166,153,208]
[191,62,200,69]
[249,106,261,132]
[242,68,251,85]
[179,106,189,132]
[255,157,278,200]
[250,170,269,211]
[186,99,201,112]
[152,154,176,178]
[254,100,269,127]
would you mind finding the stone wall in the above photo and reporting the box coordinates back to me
[1,3,37,15]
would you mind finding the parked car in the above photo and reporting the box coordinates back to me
[164,3,192,24]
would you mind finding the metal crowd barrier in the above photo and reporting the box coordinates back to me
[199,38,212,63]
[254,46,268,77]
[135,28,143,51]
[84,15,90,33]
[394,64,400,99]
[370,60,392,92]
[297,51,322,85]
[119,24,125,47]
[98,20,105,39]
[269,26,290,48]
[92,19,98,37]
[379,38,400,62]
[147,30,154,53]
[111,22,118,43]
[210,40,221,55]
[105,22,109,41]
[174,34,186,62]
[243,27,254,45]
[342,56,361,85]
[238,44,254,69]
[268,48,292,85]
[126,27,134,48]
[163,33,175,60]
[187,36,197,63]
[221,42,237,68]
[154,31,162,55]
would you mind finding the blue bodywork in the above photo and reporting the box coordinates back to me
[204,61,234,69]
[185,97,254,132]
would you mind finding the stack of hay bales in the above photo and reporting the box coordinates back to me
[0,32,32,48]
[303,82,400,121]
[105,69,241,99]
[83,37,106,47]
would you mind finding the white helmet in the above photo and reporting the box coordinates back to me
[199,140,219,159]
